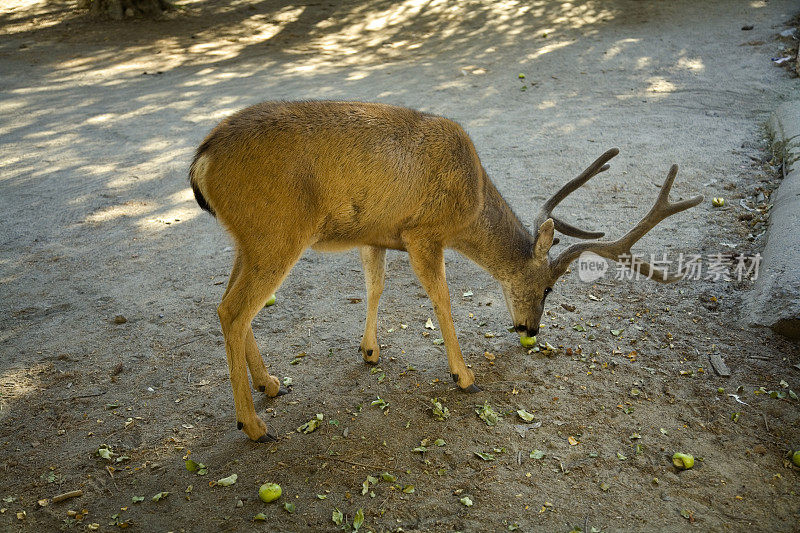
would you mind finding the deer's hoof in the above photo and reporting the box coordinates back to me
[461,383,482,393]
[360,345,380,365]
[238,415,270,441]
[276,387,290,396]
[256,376,284,397]
[256,432,278,443]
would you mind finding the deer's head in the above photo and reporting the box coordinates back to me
[502,148,704,340]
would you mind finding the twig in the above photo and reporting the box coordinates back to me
[60,391,106,401]
[166,336,202,352]
[106,465,119,489]
[315,455,400,471]
[762,412,769,433]
[51,490,83,503]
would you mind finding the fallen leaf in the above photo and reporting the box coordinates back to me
[475,401,500,426]
[216,474,237,487]
[97,445,114,461]
[516,409,535,422]
[430,398,450,421]
[371,397,389,411]
[297,413,324,433]
[185,459,208,475]
[353,508,365,531]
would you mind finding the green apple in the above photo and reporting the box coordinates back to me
[672,453,694,470]
[265,294,276,307]
[520,335,537,348]
[792,450,800,468]
[258,482,282,503]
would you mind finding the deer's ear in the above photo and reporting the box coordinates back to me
[534,218,555,259]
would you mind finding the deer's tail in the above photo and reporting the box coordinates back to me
[189,140,216,217]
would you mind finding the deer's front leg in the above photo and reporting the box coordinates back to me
[404,237,479,392]
[359,246,386,364]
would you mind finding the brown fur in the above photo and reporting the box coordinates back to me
[189,101,699,441]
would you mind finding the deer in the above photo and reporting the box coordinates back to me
[189,100,703,442]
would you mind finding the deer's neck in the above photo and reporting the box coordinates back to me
[452,177,534,281]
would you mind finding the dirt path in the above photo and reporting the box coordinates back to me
[1,1,799,531]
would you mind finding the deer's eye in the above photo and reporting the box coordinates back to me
[543,287,552,296]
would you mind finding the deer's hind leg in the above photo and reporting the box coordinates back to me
[359,246,386,364]
[223,252,287,398]
[218,243,303,442]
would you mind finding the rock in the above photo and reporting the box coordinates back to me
[747,101,800,339]
[113,315,127,324]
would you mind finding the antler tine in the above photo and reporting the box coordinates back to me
[550,163,704,283]
[534,148,620,239]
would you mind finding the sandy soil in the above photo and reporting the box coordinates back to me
[1,0,799,531]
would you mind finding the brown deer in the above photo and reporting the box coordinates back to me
[189,101,703,442]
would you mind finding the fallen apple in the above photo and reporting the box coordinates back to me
[519,335,537,348]
[672,452,694,470]
[259,482,282,503]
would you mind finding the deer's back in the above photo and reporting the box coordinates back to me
[192,101,486,250]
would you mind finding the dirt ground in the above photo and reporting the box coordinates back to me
[1,0,799,531]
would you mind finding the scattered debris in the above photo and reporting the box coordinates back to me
[297,413,324,433]
[708,353,731,377]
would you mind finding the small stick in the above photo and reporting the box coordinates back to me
[762,412,769,433]
[315,455,399,471]
[51,490,83,503]
[61,391,106,401]
[167,336,202,352]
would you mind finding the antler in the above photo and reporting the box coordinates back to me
[549,162,704,282]
[533,147,620,239]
